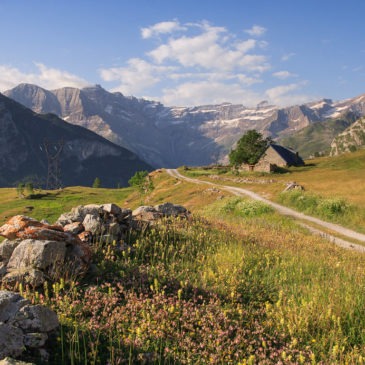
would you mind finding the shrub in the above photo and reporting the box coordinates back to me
[92,177,101,188]
[279,191,351,221]
[221,198,273,217]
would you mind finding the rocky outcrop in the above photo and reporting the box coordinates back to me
[0,216,91,287]
[330,117,365,156]
[132,203,190,222]
[0,202,189,287]
[0,290,58,361]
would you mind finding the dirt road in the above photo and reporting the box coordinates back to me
[166,169,365,253]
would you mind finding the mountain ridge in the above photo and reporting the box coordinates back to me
[5,83,365,167]
[0,92,152,188]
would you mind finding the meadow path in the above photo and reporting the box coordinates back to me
[166,168,365,253]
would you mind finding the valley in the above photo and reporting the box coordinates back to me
[1,149,365,363]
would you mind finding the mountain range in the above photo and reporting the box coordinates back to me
[5,83,365,167]
[0,93,151,188]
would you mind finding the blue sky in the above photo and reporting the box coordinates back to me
[1,0,365,107]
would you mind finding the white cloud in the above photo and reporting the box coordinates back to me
[141,20,186,39]
[272,70,297,79]
[147,22,269,73]
[281,52,296,61]
[160,80,261,106]
[100,58,175,95]
[168,71,261,86]
[0,63,89,91]
[264,82,311,106]
[244,25,267,37]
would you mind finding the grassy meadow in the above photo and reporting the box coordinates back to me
[180,148,365,233]
[1,153,365,363]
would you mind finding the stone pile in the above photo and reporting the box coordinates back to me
[0,202,190,288]
[0,215,91,287]
[0,290,58,362]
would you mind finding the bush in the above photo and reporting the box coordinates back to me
[221,198,273,217]
[128,170,153,193]
[92,177,101,188]
[279,191,350,220]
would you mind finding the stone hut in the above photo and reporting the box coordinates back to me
[240,144,304,172]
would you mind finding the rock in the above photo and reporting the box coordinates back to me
[0,263,7,277]
[0,291,29,323]
[0,240,21,262]
[82,214,102,235]
[4,239,66,286]
[63,222,84,234]
[101,203,121,215]
[0,291,58,361]
[108,222,121,237]
[0,323,24,359]
[7,240,66,271]
[12,304,59,332]
[65,240,92,276]
[117,208,132,221]
[154,202,189,217]
[23,332,48,348]
[56,204,101,226]
[3,269,45,288]
[132,206,161,221]
[283,182,305,192]
[0,215,63,241]
[0,357,35,365]
[0,215,91,287]
[78,231,92,243]
[0,216,80,246]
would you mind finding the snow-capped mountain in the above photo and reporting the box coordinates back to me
[5,83,365,167]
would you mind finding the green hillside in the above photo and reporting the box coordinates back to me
[277,114,356,158]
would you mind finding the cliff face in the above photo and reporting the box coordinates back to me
[6,84,365,167]
[330,118,365,156]
[0,93,152,188]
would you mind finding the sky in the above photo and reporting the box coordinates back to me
[1,0,365,107]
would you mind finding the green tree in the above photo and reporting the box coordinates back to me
[229,130,271,167]
[128,170,154,193]
[92,177,101,188]
[25,182,34,195]
[16,183,25,198]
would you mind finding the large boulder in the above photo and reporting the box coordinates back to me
[0,291,58,361]
[132,206,162,221]
[7,240,66,271]
[132,203,190,222]
[154,202,189,217]
[0,216,79,246]
[3,240,66,286]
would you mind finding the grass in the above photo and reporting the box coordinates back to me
[178,148,365,232]
[0,186,133,225]
[2,158,365,363]
[15,190,365,364]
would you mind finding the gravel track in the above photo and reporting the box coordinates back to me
[166,169,365,253]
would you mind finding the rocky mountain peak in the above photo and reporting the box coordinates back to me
[5,83,365,167]
[4,83,60,115]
